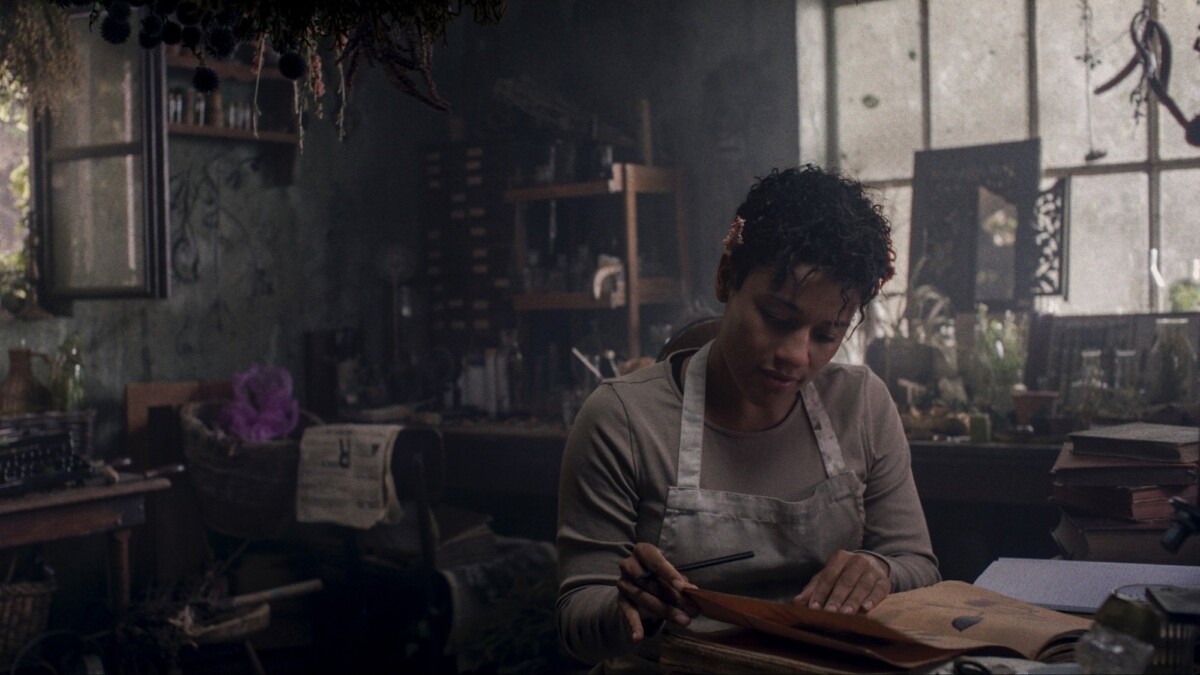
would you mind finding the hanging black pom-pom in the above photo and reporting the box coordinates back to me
[161,20,182,44]
[100,15,132,44]
[192,66,219,92]
[106,0,131,20]
[180,24,203,50]
[278,50,306,80]
[138,29,162,49]
[154,0,179,14]
[175,1,201,25]
[205,26,237,59]
[141,14,163,37]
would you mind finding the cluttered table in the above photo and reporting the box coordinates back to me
[0,476,172,610]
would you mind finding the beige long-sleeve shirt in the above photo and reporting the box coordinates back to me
[556,350,940,668]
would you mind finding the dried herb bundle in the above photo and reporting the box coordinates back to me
[0,0,80,113]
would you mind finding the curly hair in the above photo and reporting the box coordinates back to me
[727,165,896,319]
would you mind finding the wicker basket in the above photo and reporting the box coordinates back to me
[181,401,321,540]
[0,409,96,458]
[0,579,55,665]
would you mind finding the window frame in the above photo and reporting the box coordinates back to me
[824,0,1200,313]
[30,10,169,302]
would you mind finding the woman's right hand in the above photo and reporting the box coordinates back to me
[615,542,700,641]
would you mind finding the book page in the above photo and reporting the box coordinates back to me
[685,581,1092,669]
[295,424,404,529]
[866,581,1092,659]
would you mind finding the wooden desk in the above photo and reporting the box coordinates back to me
[0,477,172,611]
[438,424,1063,577]
[441,424,1061,504]
[660,630,893,674]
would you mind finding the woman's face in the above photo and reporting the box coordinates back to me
[714,259,859,415]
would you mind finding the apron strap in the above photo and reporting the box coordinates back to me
[676,341,711,489]
[677,341,850,485]
[800,380,848,477]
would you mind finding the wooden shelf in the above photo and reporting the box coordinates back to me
[504,163,681,203]
[166,53,288,83]
[513,276,681,310]
[168,123,297,144]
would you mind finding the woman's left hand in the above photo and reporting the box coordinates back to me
[792,549,891,614]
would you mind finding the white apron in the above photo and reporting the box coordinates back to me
[604,341,867,673]
[658,340,866,602]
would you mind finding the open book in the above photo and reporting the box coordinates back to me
[681,580,1093,670]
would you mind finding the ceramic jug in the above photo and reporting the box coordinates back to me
[0,347,52,415]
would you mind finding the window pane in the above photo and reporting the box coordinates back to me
[1160,169,1200,300]
[0,101,26,259]
[1037,0,1147,168]
[929,0,1027,147]
[870,184,912,337]
[1050,173,1148,315]
[48,156,145,291]
[51,15,143,148]
[1157,0,1200,159]
[835,0,922,181]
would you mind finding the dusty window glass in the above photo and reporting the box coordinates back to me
[1037,0,1147,168]
[929,0,1027,148]
[871,184,913,335]
[47,155,145,290]
[1156,0,1200,160]
[0,98,26,262]
[50,26,142,148]
[0,91,29,308]
[1052,173,1149,315]
[1159,169,1200,292]
[835,0,922,182]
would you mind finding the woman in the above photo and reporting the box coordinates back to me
[556,165,940,672]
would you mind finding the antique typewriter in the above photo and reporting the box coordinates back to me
[0,432,93,498]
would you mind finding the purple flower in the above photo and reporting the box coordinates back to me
[218,365,300,442]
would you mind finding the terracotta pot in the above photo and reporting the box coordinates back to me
[1011,390,1058,427]
[0,347,52,415]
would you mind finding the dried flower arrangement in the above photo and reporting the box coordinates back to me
[36,0,505,139]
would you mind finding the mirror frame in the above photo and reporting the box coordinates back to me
[909,139,1042,314]
[30,12,169,302]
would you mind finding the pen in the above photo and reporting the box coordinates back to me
[635,550,755,582]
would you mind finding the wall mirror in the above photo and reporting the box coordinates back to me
[908,139,1054,314]
[31,11,168,302]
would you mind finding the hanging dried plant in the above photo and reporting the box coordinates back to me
[55,0,505,118]
[0,0,80,113]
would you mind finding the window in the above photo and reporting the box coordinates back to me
[814,0,1200,316]
[31,10,168,302]
[0,88,29,309]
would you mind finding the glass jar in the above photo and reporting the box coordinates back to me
[1145,318,1197,405]
[1069,348,1105,417]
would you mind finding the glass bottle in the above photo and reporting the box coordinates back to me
[51,334,85,412]
[501,329,526,414]
[1111,348,1141,417]
[1145,317,1197,405]
[1069,348,1105,420]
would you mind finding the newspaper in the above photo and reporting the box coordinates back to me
[295,424,404,529]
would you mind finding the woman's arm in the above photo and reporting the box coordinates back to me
[554,384,646,664]
[857,369,942,591]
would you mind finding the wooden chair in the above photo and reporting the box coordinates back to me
[656,316,721,362]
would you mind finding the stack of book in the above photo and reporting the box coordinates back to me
[1050,422,1200,566]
